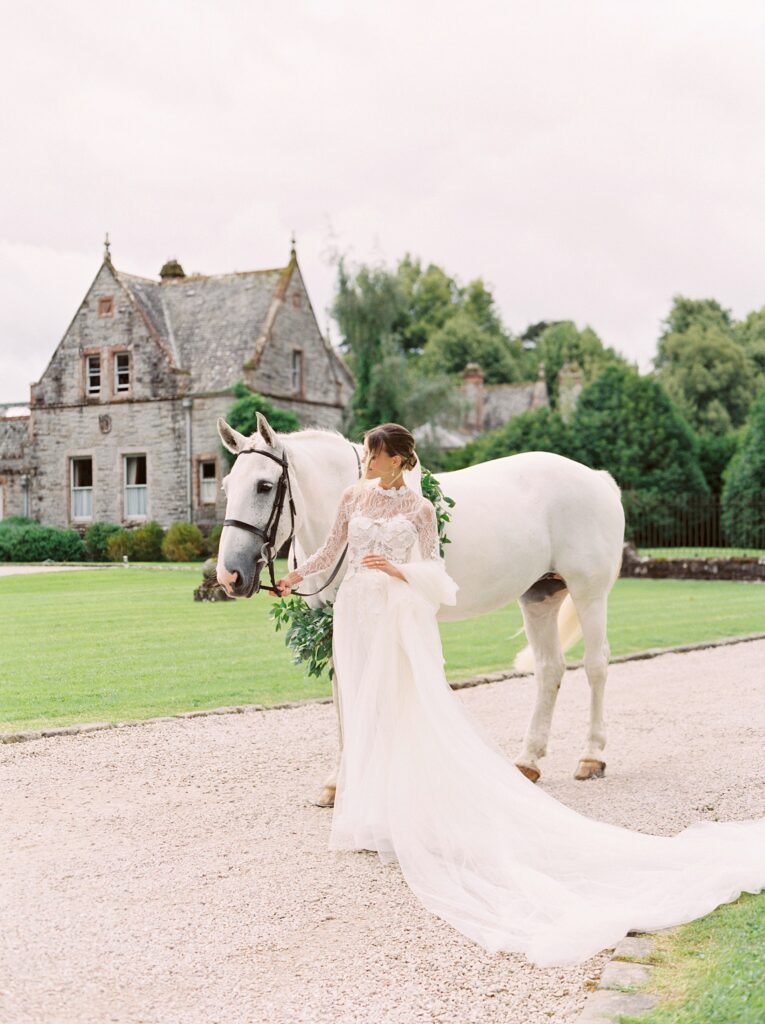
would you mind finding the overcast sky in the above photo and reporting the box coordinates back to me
[1,0,764,403]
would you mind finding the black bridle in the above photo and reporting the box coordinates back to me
[223,441,362,598]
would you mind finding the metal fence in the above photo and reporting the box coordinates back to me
[622,493,765,551]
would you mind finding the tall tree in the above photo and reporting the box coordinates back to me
[735,306,765,380]
[654,295,757,434]
[418,310,521,383]
[332,254,520,435]
[332,258,458,437]
[534,321,628,408]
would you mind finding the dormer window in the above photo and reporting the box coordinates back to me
[291,349,303,394]
[86,355,101,396]
[97,296,114,317]
[114,352,130,394]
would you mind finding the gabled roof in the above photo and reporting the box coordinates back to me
[115,267,285,391]
[113,256,353,395]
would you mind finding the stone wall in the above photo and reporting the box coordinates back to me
[621,543,765,581]
[30,400,188,527]
[0,418,33,519]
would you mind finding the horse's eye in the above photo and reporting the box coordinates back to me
[257,481,274,494]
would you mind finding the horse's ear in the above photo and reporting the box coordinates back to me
[255,411,278,448]
[217,418,248,454]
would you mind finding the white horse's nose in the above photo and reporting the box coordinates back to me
[217,565,239,595]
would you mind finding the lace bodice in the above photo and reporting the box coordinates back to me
[294,479,440,581]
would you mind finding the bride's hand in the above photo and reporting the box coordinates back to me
[361,555,406,581]
[273,570,303,596]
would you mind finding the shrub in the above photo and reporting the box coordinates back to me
[721,388,765,547]
[106,529,135,561]
[132,521,165,561]
[222,382,301,466]
[85,522,122,561]
[1,524,85,562]
[162,522,206,561]
[0,516,34,530]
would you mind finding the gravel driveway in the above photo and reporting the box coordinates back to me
[2,640,764,1024]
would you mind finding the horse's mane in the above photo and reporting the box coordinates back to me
[279,427,354,446]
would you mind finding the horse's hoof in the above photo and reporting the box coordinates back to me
[310,786,336,808]
[574,759,606,781]
[516,763,540,784]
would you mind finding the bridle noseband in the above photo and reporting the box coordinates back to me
[223,442,361,598]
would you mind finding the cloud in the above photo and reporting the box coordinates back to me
[1,0,763,400]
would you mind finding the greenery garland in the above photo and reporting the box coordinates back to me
[270,465,455,680]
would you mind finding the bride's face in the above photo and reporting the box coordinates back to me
[362,440,402,482]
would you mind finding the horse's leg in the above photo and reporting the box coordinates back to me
[569,592,610,781]
[311,656,342,807]
[514,585,568,783]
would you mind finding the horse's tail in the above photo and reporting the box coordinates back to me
[513,595,582,673]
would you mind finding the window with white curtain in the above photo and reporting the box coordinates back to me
[114,352,130,393]
[71,458,93,519]
[86,355,101,396]
[199,460,216,504]
[124,455,147,517]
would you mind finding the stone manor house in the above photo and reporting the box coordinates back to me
[0,240,354,530]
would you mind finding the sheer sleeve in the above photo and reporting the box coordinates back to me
[396,498,458,608]
[414,500,440,560]
[293,486,354,577]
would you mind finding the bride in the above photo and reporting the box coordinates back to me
[274,422,765,967]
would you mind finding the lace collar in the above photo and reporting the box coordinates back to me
[366,478,409,498]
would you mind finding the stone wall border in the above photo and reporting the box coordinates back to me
[3,631,764,746]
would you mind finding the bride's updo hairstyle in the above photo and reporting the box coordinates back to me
[356,423,418,493]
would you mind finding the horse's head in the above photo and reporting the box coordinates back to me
[216,412,292,598]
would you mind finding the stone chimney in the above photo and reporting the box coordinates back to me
[159,259,186,281]
[558,360,584,422]
[531,361,548,411]
[462,362,485,434]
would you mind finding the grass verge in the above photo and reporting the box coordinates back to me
[619,892,765,1024]
[1,568,763,732]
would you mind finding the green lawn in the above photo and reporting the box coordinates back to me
[619,892,765,1024]
[1,568,763,733]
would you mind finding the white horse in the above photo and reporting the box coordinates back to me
[217,413,625,805]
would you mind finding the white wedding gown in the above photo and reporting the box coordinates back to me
[294,478,765,967]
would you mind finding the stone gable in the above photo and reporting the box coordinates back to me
[2,246,354,528]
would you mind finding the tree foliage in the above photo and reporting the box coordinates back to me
[223,382,301,466]
[654,296,758,434]
[533,321,628,408]
[418,310,520,383]
[332,254,537,435]
[721,388,765,547]
[735,306,765,379]
[332,255,495,436]
[572,364,709,498]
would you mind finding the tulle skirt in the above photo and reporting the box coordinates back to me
[328,562,765,967]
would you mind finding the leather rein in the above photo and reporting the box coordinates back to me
[223,442,362,598]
